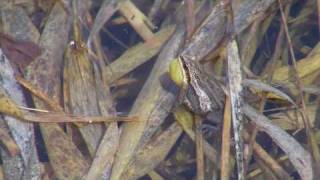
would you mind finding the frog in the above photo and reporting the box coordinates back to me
[169,55,225,117]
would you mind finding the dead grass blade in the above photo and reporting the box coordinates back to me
[87,0,118,45]
[181,1,227,62]
[15,76,63,112]
[185,0,195,39]
[243,79,295,105]
[182,0,278,63]
[22,112,137,123]
[83,124,119,180]
[83,62,120,179]
[195,115,204,180]
[63,40,104,155]
[0,33,41,71]
[220,97,232,180]
[64,0,107,156]
[0,50,41,179]
[278,0,320,173]
[243,104,313,179]
[121,122,183,180]
[109,28,185,180]
[253,141,290,179]
[14,76,136,123]
[243,15,287,174]
[118,0,156,42]
[0,6,40,42]
[174,106,221,167]
[270,52,320,82]
[243,132,291,179]
[103,25,175,84]
[0,119,20,156]
[270,105,316,130]
[26,2,89,179]
[247,155,289,179]
[147,171,164,180]
[227,40,245,179]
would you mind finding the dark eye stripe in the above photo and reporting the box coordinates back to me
[179,57,191,83]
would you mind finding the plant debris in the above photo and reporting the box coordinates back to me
[0,0,319,179]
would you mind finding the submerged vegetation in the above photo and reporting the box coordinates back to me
[0,0,319,179]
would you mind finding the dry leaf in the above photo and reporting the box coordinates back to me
[243,79,295,105]
[243,104,313,179]
[0,33,41,71]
